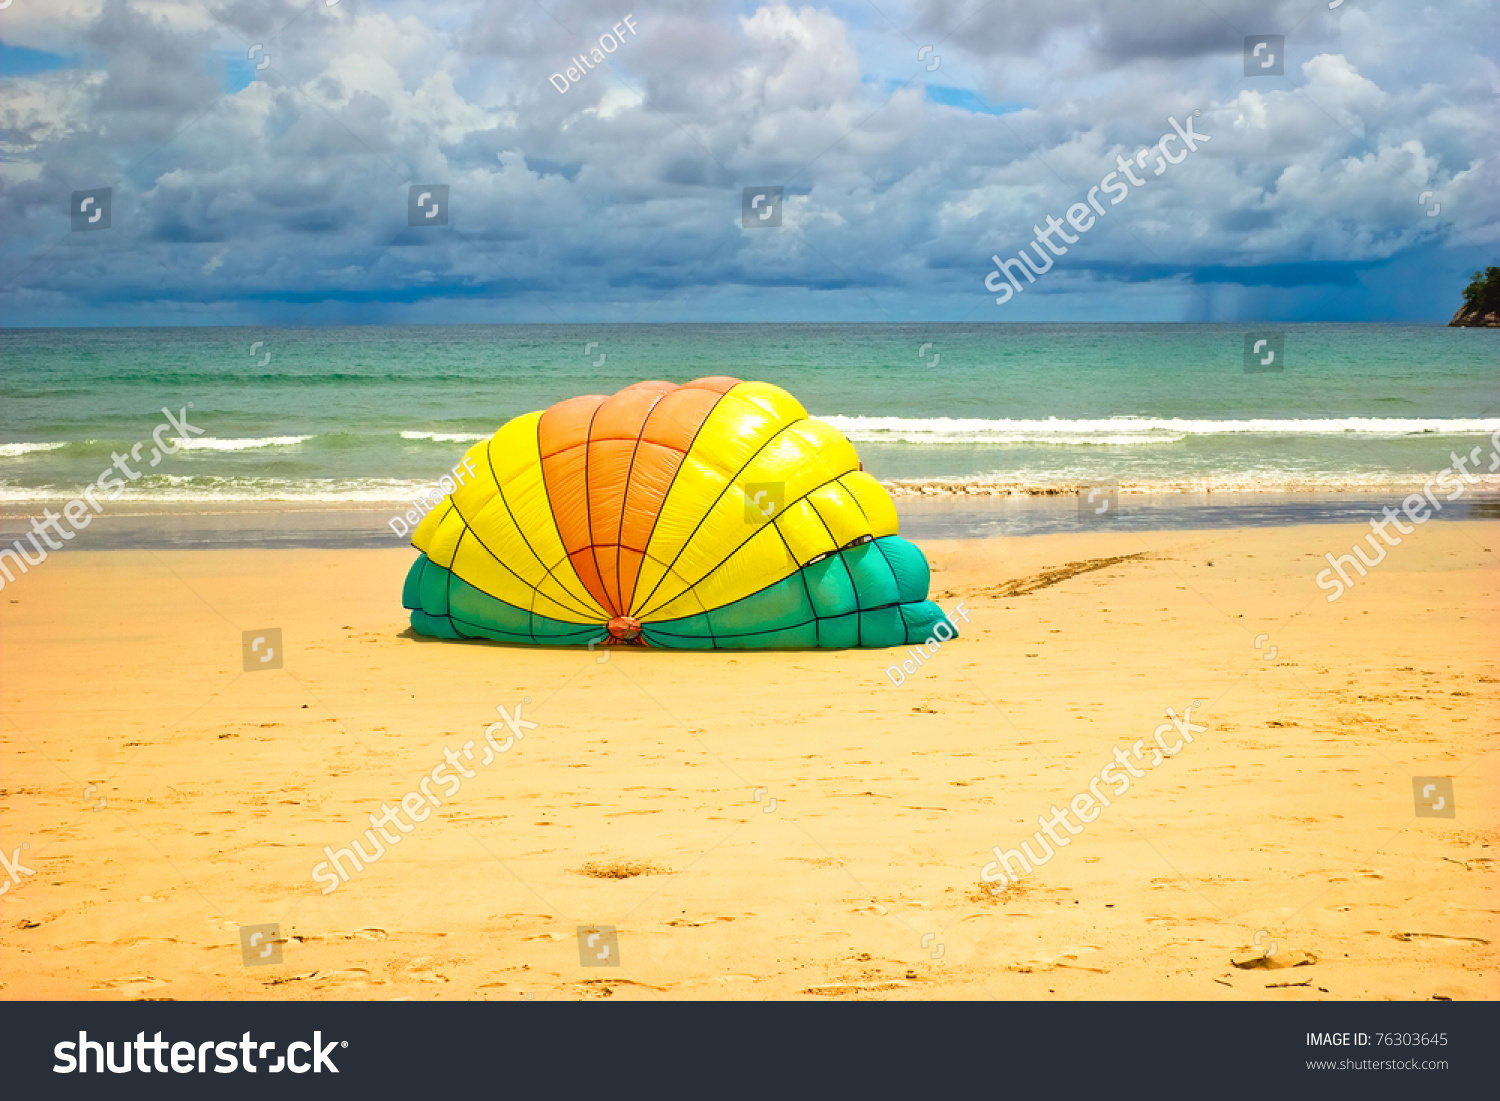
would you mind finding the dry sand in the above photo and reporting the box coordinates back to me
[1,520,1496,1000]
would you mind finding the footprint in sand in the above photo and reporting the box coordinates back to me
[314,968,383,988]
[389,956,451,983]
[664,916,735,927]
[1009,946,1107,973]
[93,975,168,998]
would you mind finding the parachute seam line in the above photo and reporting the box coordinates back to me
[451,459,602,622]
[526,412,612,618]
[686,544,720,649]
[442,592,601,636]
[525,570,539,644]
[613,391,675,619]
[855,540,911,648]
[517,523,538,644]
[773,522,822,648]
[446,609,596,643]
[636,461,848,620]
[422,500,456,562]
[870,534,906,646]
[448,495,597,622]
[870,533,902,594]
[806,487,864,646]
[649,600,912,642]
[648,544,721,648]
[772,492,840,648]
[546,431,684,455]
[454,541,482,642]
[611,391,670,619]
[637,543,929,644]
[438,556,601,636]
[580,400,611,616]
[829,478,869,646]
[438,531,464,638]
[546,431,701,466]
[623,382,742,614]
[492,418,606,620]
[448,529,462,635]
[636,468,840,621]
[632,406,814,616]
[689,587,719,649]
[843,553,864,649]
[841,474,875,527]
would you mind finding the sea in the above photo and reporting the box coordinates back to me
[2,323,1497,544]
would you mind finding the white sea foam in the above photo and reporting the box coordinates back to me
[816,415,1500,445]
[4,469,1496,506]
[400,431,489,442]
[883,472,1500,496]
[175,435,313,451]
[0,442,70,458]
[0,477,433,504]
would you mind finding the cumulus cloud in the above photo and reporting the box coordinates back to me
[0,0,1494,324]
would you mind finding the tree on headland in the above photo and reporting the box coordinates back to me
[1450,266,1500,326]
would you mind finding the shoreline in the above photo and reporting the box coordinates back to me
[5,478,1499,516]
[3,489,1497,549]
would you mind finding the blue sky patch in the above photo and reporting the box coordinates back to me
[922,84,1025,116]
[0,43,77,78]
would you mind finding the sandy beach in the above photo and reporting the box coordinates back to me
[1,519,1495,1001]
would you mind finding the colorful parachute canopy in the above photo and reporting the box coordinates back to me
[401,377,953,650]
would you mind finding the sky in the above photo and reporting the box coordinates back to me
[0,0,1496,325]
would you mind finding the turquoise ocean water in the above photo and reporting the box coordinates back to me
[2,324,1497,508]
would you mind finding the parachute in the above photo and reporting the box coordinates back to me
[401,377,953,650]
